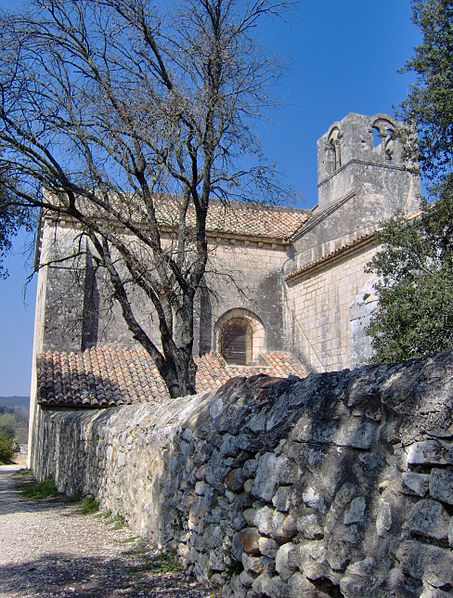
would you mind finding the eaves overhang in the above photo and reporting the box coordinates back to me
[285,232,379,285]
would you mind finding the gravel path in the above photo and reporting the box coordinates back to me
[0,466,207,598]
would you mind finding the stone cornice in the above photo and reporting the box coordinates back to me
[318,158,415,188]
[285,232,379,285]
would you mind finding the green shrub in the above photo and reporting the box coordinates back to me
[0,433,15,464]
[16,468,33,476]
[64,492,82,503]
[80,496,99,514]
[111,514,126,529]
[146,551,182,574]
[20,476,60,499]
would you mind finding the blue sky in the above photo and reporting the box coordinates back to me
[0,0,420,395]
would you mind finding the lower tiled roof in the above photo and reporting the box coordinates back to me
[37,346,306,408]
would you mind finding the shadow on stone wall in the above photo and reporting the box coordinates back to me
[152,353,453,597]
[35,351,453,597]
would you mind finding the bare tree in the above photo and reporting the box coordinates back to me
[0,0,288,397]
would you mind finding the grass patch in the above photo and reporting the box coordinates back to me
[125,542,149,558]
[80,496,99,514]
[124,550,182,587]
[116,536,140,545]
[146,551,182,574]
[15,468,33,477]
[111,514,126,529]
[20,476,61,499]
[98,508,113,520]
[97,509,126,528]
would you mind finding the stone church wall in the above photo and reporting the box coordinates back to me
[204,242,290,354]
[285,242,381,373]
[38,219,290,357]
[33,351,453,597]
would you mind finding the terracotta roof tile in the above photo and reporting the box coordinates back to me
[163,199,311,240]
[37,346,306,408]
[51,195,310,242]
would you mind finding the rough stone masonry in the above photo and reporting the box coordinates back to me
[34,350,453,597]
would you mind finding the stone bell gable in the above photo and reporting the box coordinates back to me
[317,112,419,214]
[282,113,420,373]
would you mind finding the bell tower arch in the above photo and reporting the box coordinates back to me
[317,112,419,215]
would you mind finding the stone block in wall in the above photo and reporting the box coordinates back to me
[429,469,453,505]
[375,500,393,537]
[402,472,430,497]
[396,541,453,589]
[273,515,297,544]
[254,505,285,537]
[259,537,279,559]
[340,558,386,598]
[296,514,324,540]
[291,416,376,449]
[271,486,291,513]
[226,468,245,493]
[406,499,450,541]
[242,553,265,575]
[343,496,366,525]
[235,527,261,556]
[325,523,364,573]
[251,572,288,598]
[275,542,299,582]
[407,440,453,468]
[252,453,297,501]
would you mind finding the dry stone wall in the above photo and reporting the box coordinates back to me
[34,351,453,597]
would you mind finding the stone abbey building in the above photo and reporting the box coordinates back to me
[28,116,453,598]
[30,112,420,415]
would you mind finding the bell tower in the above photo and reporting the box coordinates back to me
[317,112,420,216]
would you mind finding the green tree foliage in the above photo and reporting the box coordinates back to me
[0,406,29,442]
[0,412,16,439]
[367,194,453,363]
[399,0,453,189]
[0,432,15,463]
[367,0,452,363]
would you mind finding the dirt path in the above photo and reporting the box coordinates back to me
[0,466,207,598]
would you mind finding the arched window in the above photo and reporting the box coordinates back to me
[372,117,395,160]
[326,126,342,173]
[221,318,253,365]
[215,308,265,364]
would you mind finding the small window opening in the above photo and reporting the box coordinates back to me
[372,127,381,147]
[326,127,342,173]
[221,318,252,365]
[372,118,396,153]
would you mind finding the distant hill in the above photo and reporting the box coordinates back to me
[0,396,30,410]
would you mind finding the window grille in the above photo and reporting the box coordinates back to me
[221,318,252,365]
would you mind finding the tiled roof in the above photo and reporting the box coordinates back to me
[37,346,307,408]
[156,198,310,241]
[48,194,310,242]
